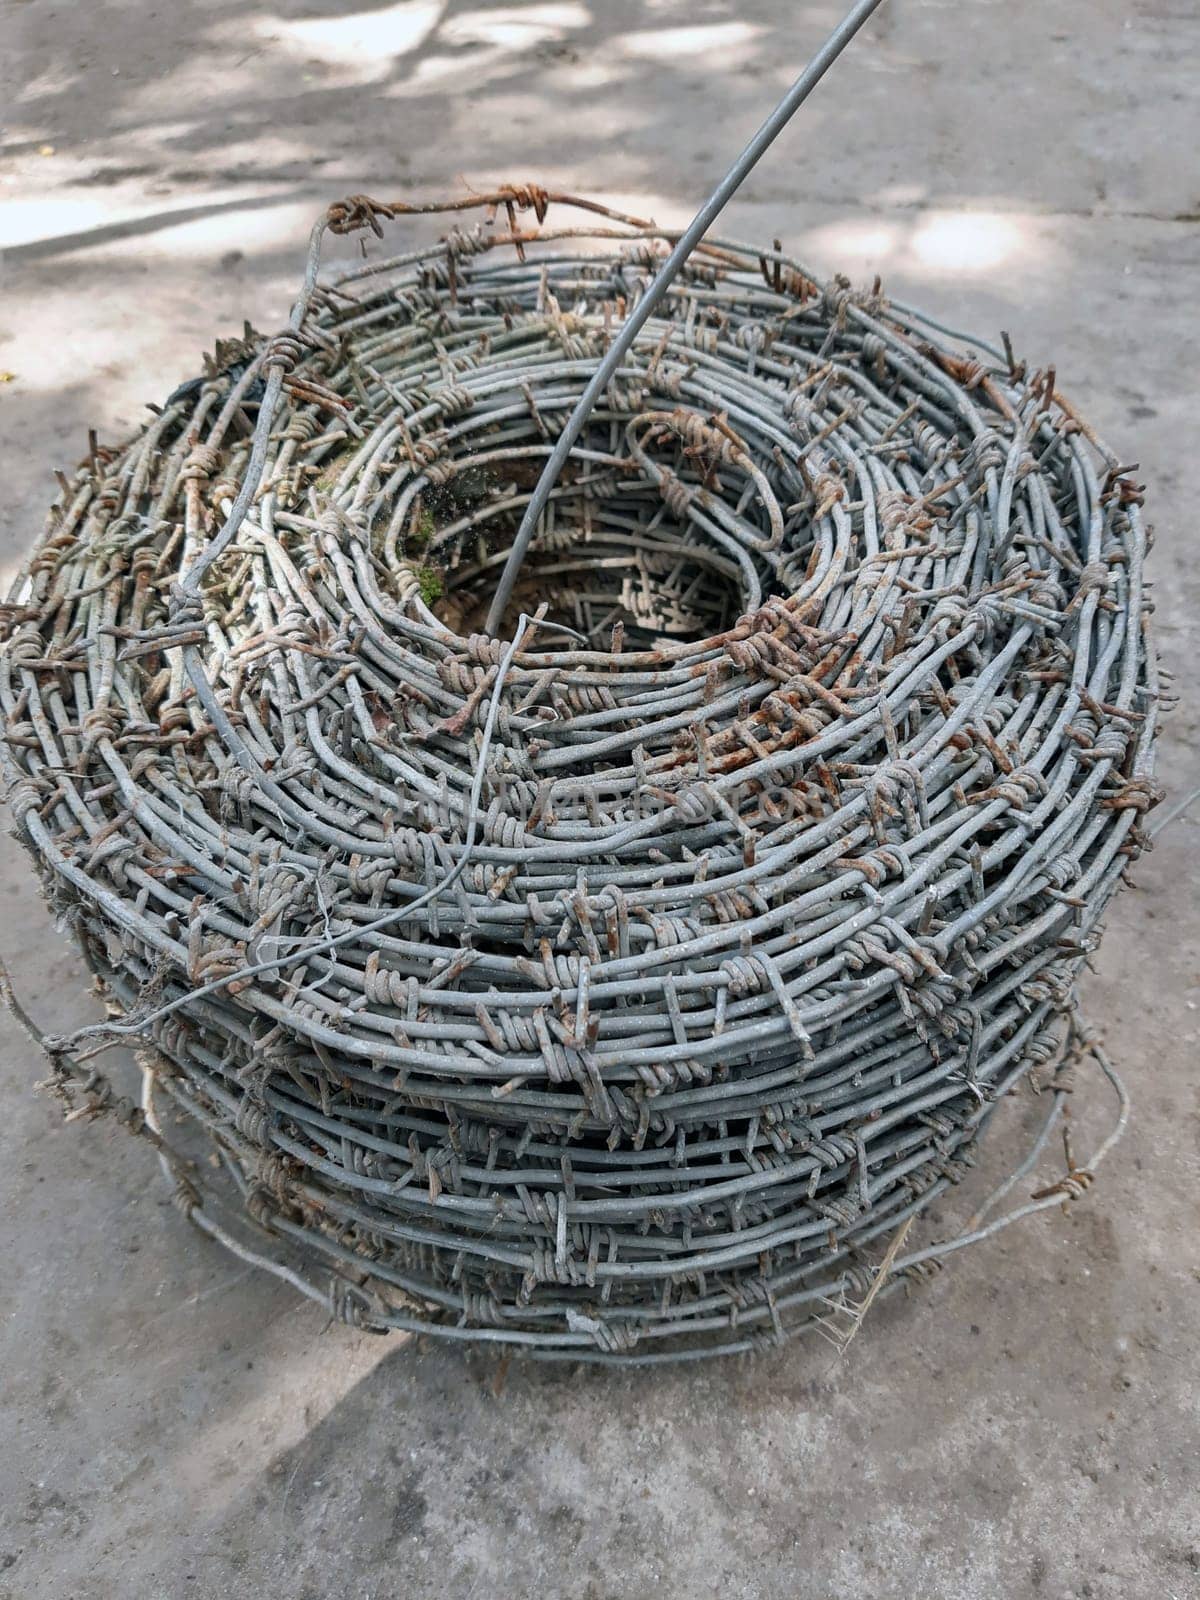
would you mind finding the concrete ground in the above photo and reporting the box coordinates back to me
[1,1,1197,1595]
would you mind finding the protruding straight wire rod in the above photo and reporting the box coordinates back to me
[483,0,890,637]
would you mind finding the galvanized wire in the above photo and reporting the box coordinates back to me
[0,188,1158,1361]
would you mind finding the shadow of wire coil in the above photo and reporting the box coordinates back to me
[0,191,1159,1361]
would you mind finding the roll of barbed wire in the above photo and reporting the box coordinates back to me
[0,182,1158,1362]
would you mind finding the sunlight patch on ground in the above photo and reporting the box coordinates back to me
[143,1303,403,1535]
[130,198,317,259]
[256,1,590,91]
[0,192,314,260]
[619,22,763,61]
[804,219,902,262]
[14,65,81,104]
[258,1,444,72]
[405,47,516,90]
[805,208,1041,281]
[442,3,590,49]
[553,60,622,91]
[0,196,130,250]
[909,211,1026,272]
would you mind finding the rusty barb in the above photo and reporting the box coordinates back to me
[0,0,1161,1360]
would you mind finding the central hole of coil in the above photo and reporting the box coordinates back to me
[438,510,748,647]
[402,409,765,648]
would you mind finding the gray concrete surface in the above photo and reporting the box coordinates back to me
[1,2,1198,1595]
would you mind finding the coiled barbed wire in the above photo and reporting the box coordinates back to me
[0,187,1158,1362]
